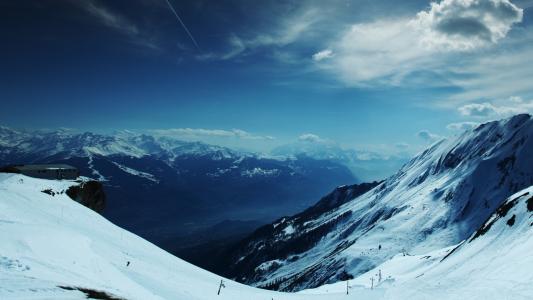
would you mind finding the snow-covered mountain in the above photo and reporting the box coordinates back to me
[222,114,533,292]
[0,127,356,247]
[305,186,533,300]
[0,126,243,164]
[1,166,533,299]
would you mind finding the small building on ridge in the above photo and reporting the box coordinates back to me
[2,164,79,180]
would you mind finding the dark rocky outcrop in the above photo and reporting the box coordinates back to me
[470,192,529,242]
[66,181,106,213]
[58,286,125,300]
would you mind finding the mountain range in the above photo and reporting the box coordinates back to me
[0,126,356,247]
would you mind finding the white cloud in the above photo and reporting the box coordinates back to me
[317,0,523,86]
[298,133,326,143]
[457,98,533,117]
[328,19,426,85]
[415,0,523,51]
[446,121,480,131]
[417,130,443,142]
[253,8,320,47]
[312,49,334,61]
[150,128,274,140]
[458,102,499,117]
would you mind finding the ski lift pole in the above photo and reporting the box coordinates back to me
[346,280,349,295]
[217,279,226,295]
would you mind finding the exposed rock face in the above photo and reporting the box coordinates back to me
[66,181,106,213]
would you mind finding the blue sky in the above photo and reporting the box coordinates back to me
[1,0,533,154]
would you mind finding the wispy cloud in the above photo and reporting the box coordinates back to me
[77,1,158,50]
[197,7,322,61]
[321,19,428,85]
[149,128,274,141]
[441,35,533,105]
[83,1,138,35]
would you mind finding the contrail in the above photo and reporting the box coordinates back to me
[164,0,200,50]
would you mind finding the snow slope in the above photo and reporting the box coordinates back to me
[303,186,533,300]
[224,114,533,291]
[1,175,532,299]
[0,173,380,300]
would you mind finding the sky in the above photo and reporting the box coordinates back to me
[1,0,533,155]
